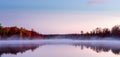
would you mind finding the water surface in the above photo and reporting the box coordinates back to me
[1,39,120,57]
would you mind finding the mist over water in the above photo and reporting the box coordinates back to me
[1,38,120,57]
[0,38,120,44]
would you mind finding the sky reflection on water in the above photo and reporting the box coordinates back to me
[1,40,120,57]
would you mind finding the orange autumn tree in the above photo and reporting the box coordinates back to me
[0,24,44,39]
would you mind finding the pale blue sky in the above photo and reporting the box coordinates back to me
[0,0,120,34]
[0,0,120,11]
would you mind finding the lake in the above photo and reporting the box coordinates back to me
[0,39,120,57]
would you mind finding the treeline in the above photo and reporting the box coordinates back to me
[1,23,120,39]
[0,24,44,39]
[44,25,120,39]
[82,25,120,38]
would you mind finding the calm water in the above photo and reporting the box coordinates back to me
[1,39,120,57]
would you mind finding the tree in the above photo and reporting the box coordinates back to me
[111,25,120,37]
[95,28,103,34]
[80,31,84,36]
[0,23,3,38]
[3,27,10,37]
[0,23,2,29]
[102,28,110,37]
[19,27,24,38]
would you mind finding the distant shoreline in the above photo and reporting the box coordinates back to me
[1,24,120,40]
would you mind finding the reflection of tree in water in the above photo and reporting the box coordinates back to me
[0,44,41,57]
[73,43,120,55]
[0,43,120,56]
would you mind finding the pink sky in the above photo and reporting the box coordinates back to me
[1,11,120,34]
[0,0,120,34]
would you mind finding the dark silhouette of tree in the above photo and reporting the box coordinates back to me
[0,24,3,38]
[111,25,120,37]
[0,23,2,30]
[80,31,84,37]
[102,28,110,37]
[82,25,120,39]
[81,31,84,34]
[45,25,120,39]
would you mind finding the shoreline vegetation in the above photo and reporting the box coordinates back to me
[1,23,120,40]
[0,24,44,40]
[45,25,120,40]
